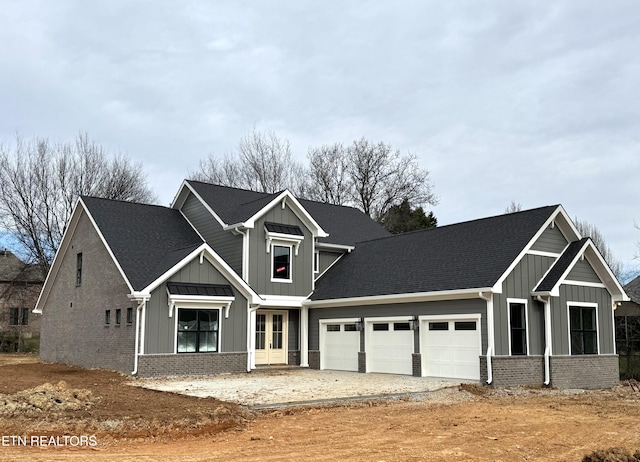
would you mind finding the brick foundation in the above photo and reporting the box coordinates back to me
[136,352,247,377]
[412,353,422,377]
[550,355,619,389]
[480,355,619,389]
[358,352,366,373]
[308,350,320,369]
[288,350,301,366]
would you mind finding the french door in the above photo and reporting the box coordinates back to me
[255,310,288,365]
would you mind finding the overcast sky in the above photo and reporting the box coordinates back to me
[1,1,638,275]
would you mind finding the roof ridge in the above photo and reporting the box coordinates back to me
[354,204,560,245]
[81,195,169,210]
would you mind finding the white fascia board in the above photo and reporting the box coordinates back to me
[303,287,493,308]
[582,243,629,302]
[492,206,568,293]
[315,242,355,252]
[175,181,228,228]
[259,295,307,308]
[140,243,263,305]
[244,190,329,238]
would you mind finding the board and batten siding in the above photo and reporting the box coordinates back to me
[551,285,613,355]
[494,253,556,356]
[308,299,487,353]
[180,193,243,275]
[530,224,568,254]
[567,258,601,283]
[316,250,344,275]
[248,204,314,297]
[144,257,248,355]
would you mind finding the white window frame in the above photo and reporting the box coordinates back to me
[174,305,222,354]
[507,298,530,356]
[314,250,320,274]
[271,243,293,283]
[566,301,599,355]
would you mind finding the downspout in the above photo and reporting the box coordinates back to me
[479,292,494,385]
[537,295,552,386]
[131,298,147,375]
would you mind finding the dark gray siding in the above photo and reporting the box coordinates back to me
[530,225,568,254]
[144,257,248,354]
[551,285,614,355]
[567,258,601,283]
[317,250,344,275]
[288,308,299,350]
[181,193,243,275]
[494,254,556,356]
[39,210,135,373]
[309,299,487,352]
[248,204,314,296]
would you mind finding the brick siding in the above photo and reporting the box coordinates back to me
[550,355,619,389]
[39,212,136,373]
[358,351,366,373]
[480,355,619,389]
[308,350,320,369]
[412,353,422,377]
[137,352,247,377]
[288,349,300,366]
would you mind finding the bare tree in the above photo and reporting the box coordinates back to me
[190,154,243,188]
[573,217,623,279]
[305,143,351,205]
[191,130,306,195]
[505,201,523,214]
[347,138,437,221]
[0,133,156,276]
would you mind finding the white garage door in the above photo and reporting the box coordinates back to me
[421,318,481,380]
[367,320,414,375]
[320,320,360,371]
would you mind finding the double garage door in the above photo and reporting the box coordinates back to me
[320,316,481,380]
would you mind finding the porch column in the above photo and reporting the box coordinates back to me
[300,306,309,367]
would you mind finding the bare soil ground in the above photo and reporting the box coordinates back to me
[1,355,640,461]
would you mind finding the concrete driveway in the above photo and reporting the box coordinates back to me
[133,368,472,408]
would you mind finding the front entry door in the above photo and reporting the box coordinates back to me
[255,310,288,365]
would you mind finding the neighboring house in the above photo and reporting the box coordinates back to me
[618,276,640,316]
[35,181,628,389]
[0,250,43,351]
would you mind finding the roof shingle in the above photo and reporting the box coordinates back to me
[311,205,559,300]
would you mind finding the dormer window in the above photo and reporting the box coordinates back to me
[265,222,303,284]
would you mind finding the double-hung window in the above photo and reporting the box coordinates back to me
[569,304,597,355]
[177,309,219,353]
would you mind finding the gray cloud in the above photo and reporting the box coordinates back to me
[1,0,638,271]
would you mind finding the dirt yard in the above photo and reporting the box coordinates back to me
[1,355,640,461]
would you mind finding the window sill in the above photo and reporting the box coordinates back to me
[271,278,293,284]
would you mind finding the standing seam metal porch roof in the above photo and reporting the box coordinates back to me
[311,205,560,300]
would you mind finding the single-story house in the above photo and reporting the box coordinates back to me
[35,181,629,388]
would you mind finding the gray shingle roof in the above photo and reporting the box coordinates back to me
[81,196,203,291]
[186,181,390,246]
[534,238,589,293]
[625,276,640,305]
[0,251,43,283]
[311,205,559,300]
